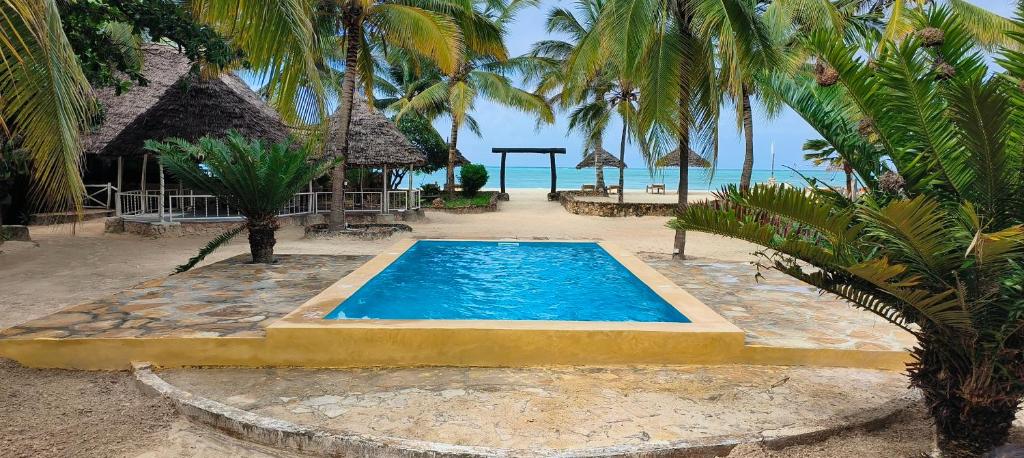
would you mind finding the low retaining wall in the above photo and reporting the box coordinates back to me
[559,191,679,217]
[106,210,425,237]
[426,192,500,214]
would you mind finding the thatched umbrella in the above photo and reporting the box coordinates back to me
[655,148,711,168]
[325,97,426,168]
[452,148,471,166]
[85,43,289,157]
[575,147,626,169]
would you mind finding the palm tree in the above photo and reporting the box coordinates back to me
[147,132,331,269]
[529,0,612,195]
[673,8,1024,456]
[398,0,554,197]
[325,0,463,230]
[802,138,855,197]
[0,0,95,219]
[594,0,774,259]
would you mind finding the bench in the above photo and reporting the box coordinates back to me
[607,185,621,194]
[581,184,596,192]
[646,184,666,194]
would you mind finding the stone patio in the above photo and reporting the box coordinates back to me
[643,254,916,352]
[156,364,916,454]
[0,255,370,339]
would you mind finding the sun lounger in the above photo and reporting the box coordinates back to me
[581,184,596,192]
[608,185,621,194]
[646,184,666,194]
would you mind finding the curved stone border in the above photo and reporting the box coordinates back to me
[133,362,921,458]
[559,191,678,217]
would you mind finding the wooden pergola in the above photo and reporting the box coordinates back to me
[492,147,566,197]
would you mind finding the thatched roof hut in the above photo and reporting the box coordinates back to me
[85,43,289,156]
[655,148,711,168]
[325,98,427,168]
[575,147,625,169]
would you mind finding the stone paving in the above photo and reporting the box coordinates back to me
[0,255,370,339]
[643,253,917,352]
[159,364,915,452]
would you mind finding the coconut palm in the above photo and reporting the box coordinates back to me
[397,0,554,197]
[324,0,463,230]
[802,138,855,197]
[528,0,613,195]
[147,132,331,269]
[0,0,95,218]
[593,0,775,258]
[672,8,1024,456]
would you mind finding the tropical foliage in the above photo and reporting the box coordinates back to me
[672,8,1024,456]
[146,132,331,269]
[459,163,488,196]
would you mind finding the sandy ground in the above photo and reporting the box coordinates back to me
[0,188,1018,456]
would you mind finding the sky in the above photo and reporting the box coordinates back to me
[429,0,1015,169]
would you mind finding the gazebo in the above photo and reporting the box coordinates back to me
[655,148,712,168]
[575,147,626,169]
[324,97,427,214]
[86,43,291,220]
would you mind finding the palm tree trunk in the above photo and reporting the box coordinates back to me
[843,162,853,197]
[595,148,607,196]
[673,15,694,261]
[447,119,460,198]
[247,219,277,264]
[739,87,754,193]
[617,122,627,204]
[328,13,362,231]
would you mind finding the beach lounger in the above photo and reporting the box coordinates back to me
[646,184,666,194]
[608,185,621,194]
[581,184,596,192]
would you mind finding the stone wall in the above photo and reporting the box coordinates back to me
[106,209,425,237]
[558,191,679,218]
[426,192,500,214]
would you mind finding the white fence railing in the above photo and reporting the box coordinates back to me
[84,184,117,209]
[118,189,421,221]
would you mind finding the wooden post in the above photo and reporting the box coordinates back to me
[382,165,389,214]
[549,152,557,195]
[158,162,165,222]
[407,166,413,211]
[500,152,507,194]
[116,156,123,192]
[140,154,148,213]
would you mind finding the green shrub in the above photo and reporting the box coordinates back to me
[460,164,488,197]
[420,182,442,197]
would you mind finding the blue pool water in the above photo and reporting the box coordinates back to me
[324,241,689,322]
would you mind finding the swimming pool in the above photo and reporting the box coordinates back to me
[324,241,689,322]
[273,239,742,367]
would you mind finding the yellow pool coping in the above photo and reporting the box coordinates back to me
[0,239,911,370]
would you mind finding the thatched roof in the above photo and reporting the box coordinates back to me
[325,97,426,167]
[86,43,289,156]
[575,147,625,169]
[452,148,471,166]
[655,148,711,168]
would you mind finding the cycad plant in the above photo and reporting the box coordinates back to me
[146,132,331,270]
[672,8,1024,456]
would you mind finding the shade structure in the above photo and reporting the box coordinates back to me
[324,98,426,167]
[452,149,471,166]
[655,148,712,168]
[575,147,626,169]
[85,43,289,156]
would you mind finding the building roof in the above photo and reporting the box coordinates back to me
[85,43,289,156]
[575,147,626,169]
[324,97,427,167]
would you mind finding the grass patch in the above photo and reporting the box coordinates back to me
[444,193,493,208]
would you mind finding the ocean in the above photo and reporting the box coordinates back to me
[404,166,844,191]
